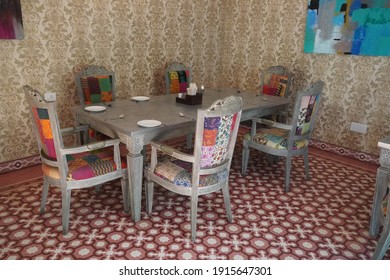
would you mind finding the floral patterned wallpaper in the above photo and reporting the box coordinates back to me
[0,0,389,165]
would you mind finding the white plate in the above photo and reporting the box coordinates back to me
[84,105,106,112]
[132,96,150,101]
[137,120,162,127]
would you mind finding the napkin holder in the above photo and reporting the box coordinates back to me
[176,92,203,105]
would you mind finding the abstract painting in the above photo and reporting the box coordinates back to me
[304,0,390,56]
[0,0,24,39]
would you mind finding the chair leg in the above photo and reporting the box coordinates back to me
[242,145,249,175]
[95,185,102,193]
[285,155,292,192]
[304,152,310,179]
[222,183,233,223]
[145,179,154,214]
[190,195,199,241]
[40,177,50,214]
[61,187,72,235]
[121,177,129,213]
[373,225,390,259]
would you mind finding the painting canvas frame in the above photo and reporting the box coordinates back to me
[304,0,390,56]
[0,0,24,39]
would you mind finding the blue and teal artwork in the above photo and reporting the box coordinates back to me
[304,0,390,56]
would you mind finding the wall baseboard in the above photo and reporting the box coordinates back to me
[0,155,41,175]
[309,139,379,165]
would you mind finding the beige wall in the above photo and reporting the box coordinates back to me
[0,0,389,164]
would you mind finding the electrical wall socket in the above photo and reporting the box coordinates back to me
[350,122,367,134]
[44,92,56,101]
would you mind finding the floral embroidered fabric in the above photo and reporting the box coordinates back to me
[244,128,308,150]
[154,159,228,188]
[201,113,237,168]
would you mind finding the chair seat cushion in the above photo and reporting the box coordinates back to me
[154,159,228,188]
[42,148,126,181]
[244,127,308,150]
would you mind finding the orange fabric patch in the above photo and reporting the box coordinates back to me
[101,91,112,102]
[169,72,180,94]
[40,119,53,139]
[202,130,218,146]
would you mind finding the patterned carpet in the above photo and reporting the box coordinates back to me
[0,132,387,260]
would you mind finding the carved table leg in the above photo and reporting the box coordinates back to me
[125,135,145,222]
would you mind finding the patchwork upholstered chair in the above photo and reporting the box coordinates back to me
[75,65,115,105]
[24,85,129,235]
[165,62,191,95]
[75,65,115,140]
[371,183,390,259]
[260,65,292,98]
[242,80,324,192]
[145,96,243,241]
[260,65,293,123]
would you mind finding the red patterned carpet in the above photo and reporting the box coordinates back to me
[0,134,386,260]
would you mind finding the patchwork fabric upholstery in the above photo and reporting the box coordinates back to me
[154,159,228,188]
[262,74,289,97]
[81,75,113,104]
[42,148,126,181]
[79,74,113,140]
[244,127,308,150]
[296,95,318,135]
[201,113,238,168]
[168,70,189,94]
[32,107,56,159]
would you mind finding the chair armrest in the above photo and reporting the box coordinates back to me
[252,117,292,131]
[61,125,89,136]
[151,141,195,163]
[61,138,120,155]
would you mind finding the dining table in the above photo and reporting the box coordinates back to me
[73,88,291,222]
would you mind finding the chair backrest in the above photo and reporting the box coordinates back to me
[75,65,115,104]
[193,96,243,171]
[165,62,191,94]
[260,65,292,98]
[289,80,324,139]
[23,85,63,162]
